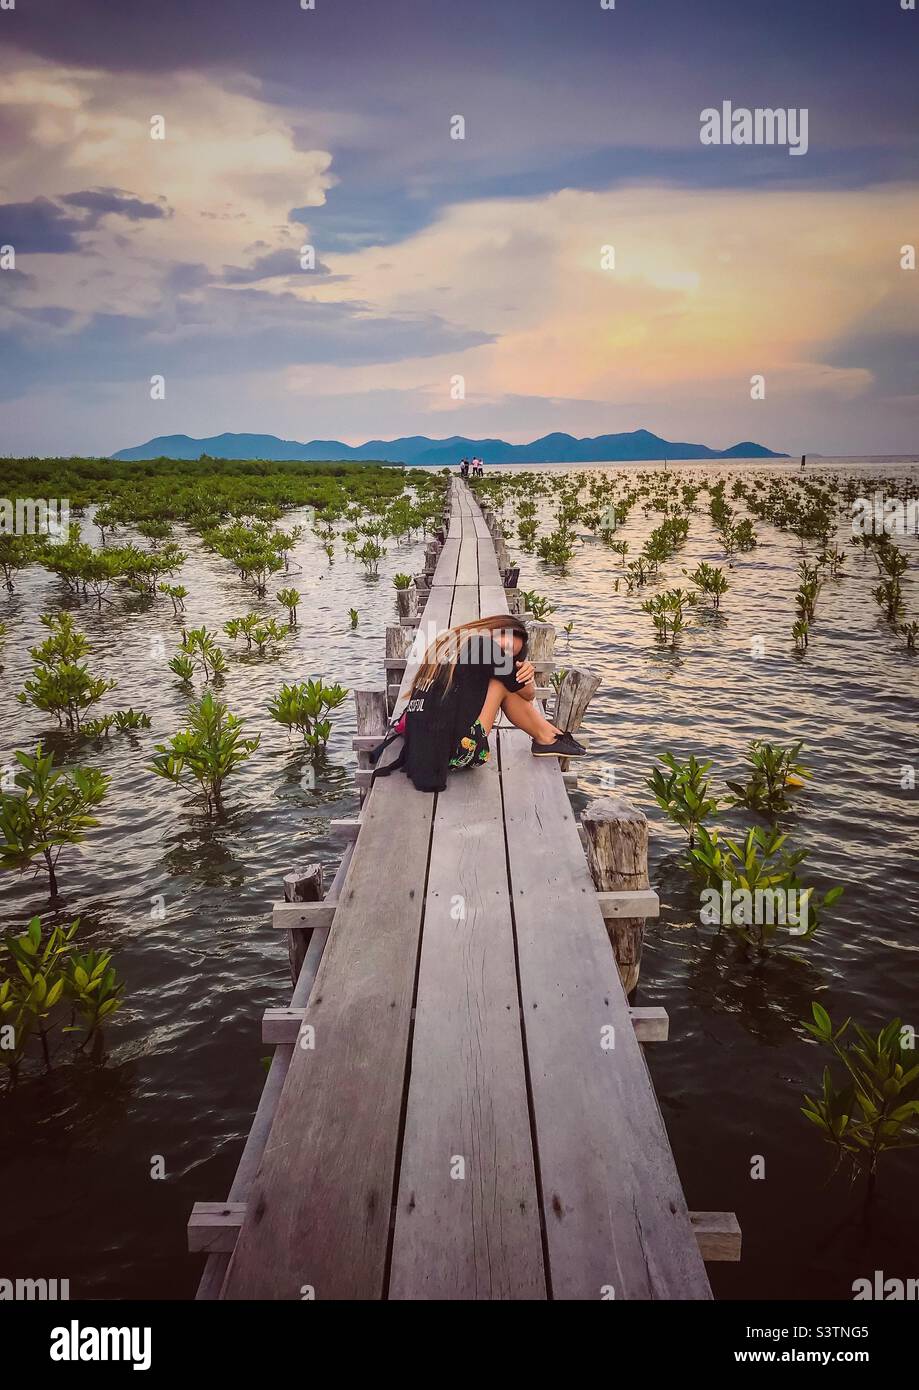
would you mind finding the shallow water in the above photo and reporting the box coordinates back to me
[1,457,917,1300]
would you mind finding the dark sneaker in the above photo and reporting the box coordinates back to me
[531,731,586,758]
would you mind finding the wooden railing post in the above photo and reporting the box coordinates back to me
[282,864,323,986]
[525,619,556,671]
[553,667,601,769]
[354,689,387,800]
[384,625,414,714]
[581,796,650,996]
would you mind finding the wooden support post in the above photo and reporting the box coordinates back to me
[581,796,651,996]
[525,620,556,673]
[354,689,387,800]
[413,572,430,594]
[503,565,520,589]
[553,666,601,770]
[395,587,415,621]
[423,542,440,575]
[554,666,601,735]
[385,625,413,705]
[281,863,323,987]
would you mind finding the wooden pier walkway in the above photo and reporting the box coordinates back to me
[195,481,714,1300]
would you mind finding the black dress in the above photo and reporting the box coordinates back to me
[402,639,522,792]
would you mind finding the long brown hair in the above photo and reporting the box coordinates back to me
[410,613,528,695]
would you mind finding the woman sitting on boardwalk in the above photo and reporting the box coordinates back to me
[376,615,585,793]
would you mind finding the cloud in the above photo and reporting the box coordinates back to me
[60,187,171,221]
[221,246,338,284]
[0,196,87,253]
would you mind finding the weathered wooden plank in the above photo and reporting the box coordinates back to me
[390,736,546,1300]
[477,584,509,619]
[477,538,503,589]
[196,844,354,1300]
[690,1212,742,1262]
[272,901,336,930]
[596,889,660,920]
[455,536,478,586]
[498,729,712,1300]
[189,1203,246,1255]
[221,761,436,1299]
[449,585,479,626]
[629,1006,670,1042]
[431,537,460,586]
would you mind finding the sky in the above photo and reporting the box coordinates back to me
[1,0,917,458]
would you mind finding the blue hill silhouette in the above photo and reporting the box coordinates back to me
[111,428,786,465]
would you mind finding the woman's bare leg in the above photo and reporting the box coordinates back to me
[477,679,561,741]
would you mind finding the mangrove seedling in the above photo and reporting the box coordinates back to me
[276,587,301,625]
[17,612,117,732]
[535,525,576,568]
[726,739,811,817]
[645,752,719,846]
[65,948,124,1042]
[267,679,349,754]
[0,744,110,900]
[640,588,696,645]
[178,626,227,681]
[349,608,359,629]
[1,916,124,1080]
[149,691,260,816]
[0,533,41,592]
[224,614,287,654]
[690,825,843,949]
[168,651,195,684]
[898,619,918,652]
[393,574,412,591]
[1,916,77,1073]
[802,1005,919,1183]
[82,708,152,738]
[792,617,810,652]
[159,582,188,614]
[685,561,729,609]
[355,539,384,575]
[521,589,555,621]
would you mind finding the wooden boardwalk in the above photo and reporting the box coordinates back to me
[204,481,712,1300]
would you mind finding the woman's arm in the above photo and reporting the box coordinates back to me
[513,658,537,702]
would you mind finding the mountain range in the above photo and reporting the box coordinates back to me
[111,429,787,466]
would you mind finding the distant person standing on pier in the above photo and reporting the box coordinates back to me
[801,454,806,469]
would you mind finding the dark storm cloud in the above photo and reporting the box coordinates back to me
[0,191,172,254]
[0,284,493,401]
[825,329,919,400]
[60,188,171,221]
[9,0,911,82]
[220,247,337,283]
[0,197,87,253]
[8,0,918,257]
